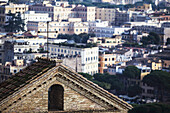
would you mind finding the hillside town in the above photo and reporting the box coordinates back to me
[0,0,170,112]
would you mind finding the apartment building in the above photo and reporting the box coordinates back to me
[45,43,99,75]
[113,0,142,5]
[115,11,129,26]
[0,3,28,31]
[87,36,122,48]
[127,57,162,71]
[27,19,89,38]
[129,4,152,12]
[96,8,129,26]
[96,8,116,26]
[89,21,130,37]
[29,1,96,22]
[21,11,51,30]
[99,53,116,73]
[29,1,55,20]
[0,40,14,65]
[72,5,96,22]
[0,3,28,23]
[113,49,133,64]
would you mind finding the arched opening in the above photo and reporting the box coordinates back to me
[48,84,64,111]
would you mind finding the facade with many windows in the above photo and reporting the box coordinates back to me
[27,20,89,38]
[45,44,99,75]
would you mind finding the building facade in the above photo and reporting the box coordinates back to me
[44,44,99,75]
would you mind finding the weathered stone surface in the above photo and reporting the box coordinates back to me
[0,62,132,113]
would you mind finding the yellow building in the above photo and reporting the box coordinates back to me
[96,8,116,26]
[0,3,28,27]
[99,53,116,73]
[87,36,122,48]
[129,4,152,12]
[27,19,89,38]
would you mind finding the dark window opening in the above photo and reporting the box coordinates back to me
[48,84,64,111]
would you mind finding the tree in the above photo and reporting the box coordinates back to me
[57,33,95,43]
[93,73,124,91]
[141,32,160,45]
[78,72,93,81]
[127,85,142,97]
[123,66,141,79]
[142,70,170,102]
[129,103,170,113]
[4,12,25,32]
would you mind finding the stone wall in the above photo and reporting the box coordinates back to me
[0,65,131,113]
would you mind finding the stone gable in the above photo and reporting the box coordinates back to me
[0,59,132,113]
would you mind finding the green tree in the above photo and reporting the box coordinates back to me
[78,72,93,81]
[127,85,142,97]
[4,12,25,32]
[142,70,170,102]
[57,33,95,43]
[123,66,141,79]
[141,32,160,45]
[129,103,170,113]
[93,73,124,91]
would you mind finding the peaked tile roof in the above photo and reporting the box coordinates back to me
[0,59,56,102]
[0,59,133,111]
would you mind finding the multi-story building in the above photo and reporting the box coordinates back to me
[89,20,130,37]
[87,36,122,48]
[27,19,89,38]
[99,53,116,73]
[96,8,129,26]
[129,4,152,12]
[29,1,96,22]
[29,1,55,20]
[44,43,99,75]
[96,8,116,26]
[72,5,96,22]
[20,11,51,30]
[113,49,133,64]
[0,3,28,31]
[115,11,129,26]
[0,40,14,65]
[126,57,162,77]
[112,0,142,5]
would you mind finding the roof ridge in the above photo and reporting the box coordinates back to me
[57,64,133,110]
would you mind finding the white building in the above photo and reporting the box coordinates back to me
[112,0,142,5]
[89,26,130,37]
[89,20,130,37]
[21,11,51,30]
[27,19,89,38]
[113,49,133,63]
[45,43,99,75]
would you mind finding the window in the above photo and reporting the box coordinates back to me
[14,70,17,73]
[98,64,100,67]
[105,64,107,67]
[48,84,64,111]
[105,58,107,61]
[58,49,60,52]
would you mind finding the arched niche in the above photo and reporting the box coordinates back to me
[48,84,64,111]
